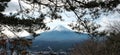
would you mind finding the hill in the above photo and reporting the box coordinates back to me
[31,25,89,51]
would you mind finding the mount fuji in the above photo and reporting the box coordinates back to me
[31,25,89,51]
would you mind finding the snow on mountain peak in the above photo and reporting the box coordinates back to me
[52,25,71,32]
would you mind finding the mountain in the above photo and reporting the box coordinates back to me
[52,25,72,32]
[33,25,88,42]
[31,25,89,51]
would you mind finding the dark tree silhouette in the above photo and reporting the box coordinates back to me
[0,0,49,55]
[0,0,120,34]
[20,0,120,37]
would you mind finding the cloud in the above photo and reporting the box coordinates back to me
[4,0,19,14]
[97,11,120,31]
[3,0,31,15]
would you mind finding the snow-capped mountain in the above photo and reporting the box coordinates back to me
[33,25,88,42]
[31,25,89,51]
[52,25,72,32]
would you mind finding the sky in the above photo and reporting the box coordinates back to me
[3,0,77,29]
[2,0,76,37]
[2,0,120,37]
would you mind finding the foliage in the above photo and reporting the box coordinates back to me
[0,0,120,55]
[105,21,120,55]
[0,15,49,33]
[0,1,49,55]
[71,39,106,55]
[0,0,120,34]
[21,0,120,38]
[71,21,120,55]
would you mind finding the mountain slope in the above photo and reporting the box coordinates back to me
[33,25,88,42]
[32,25,89,51]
